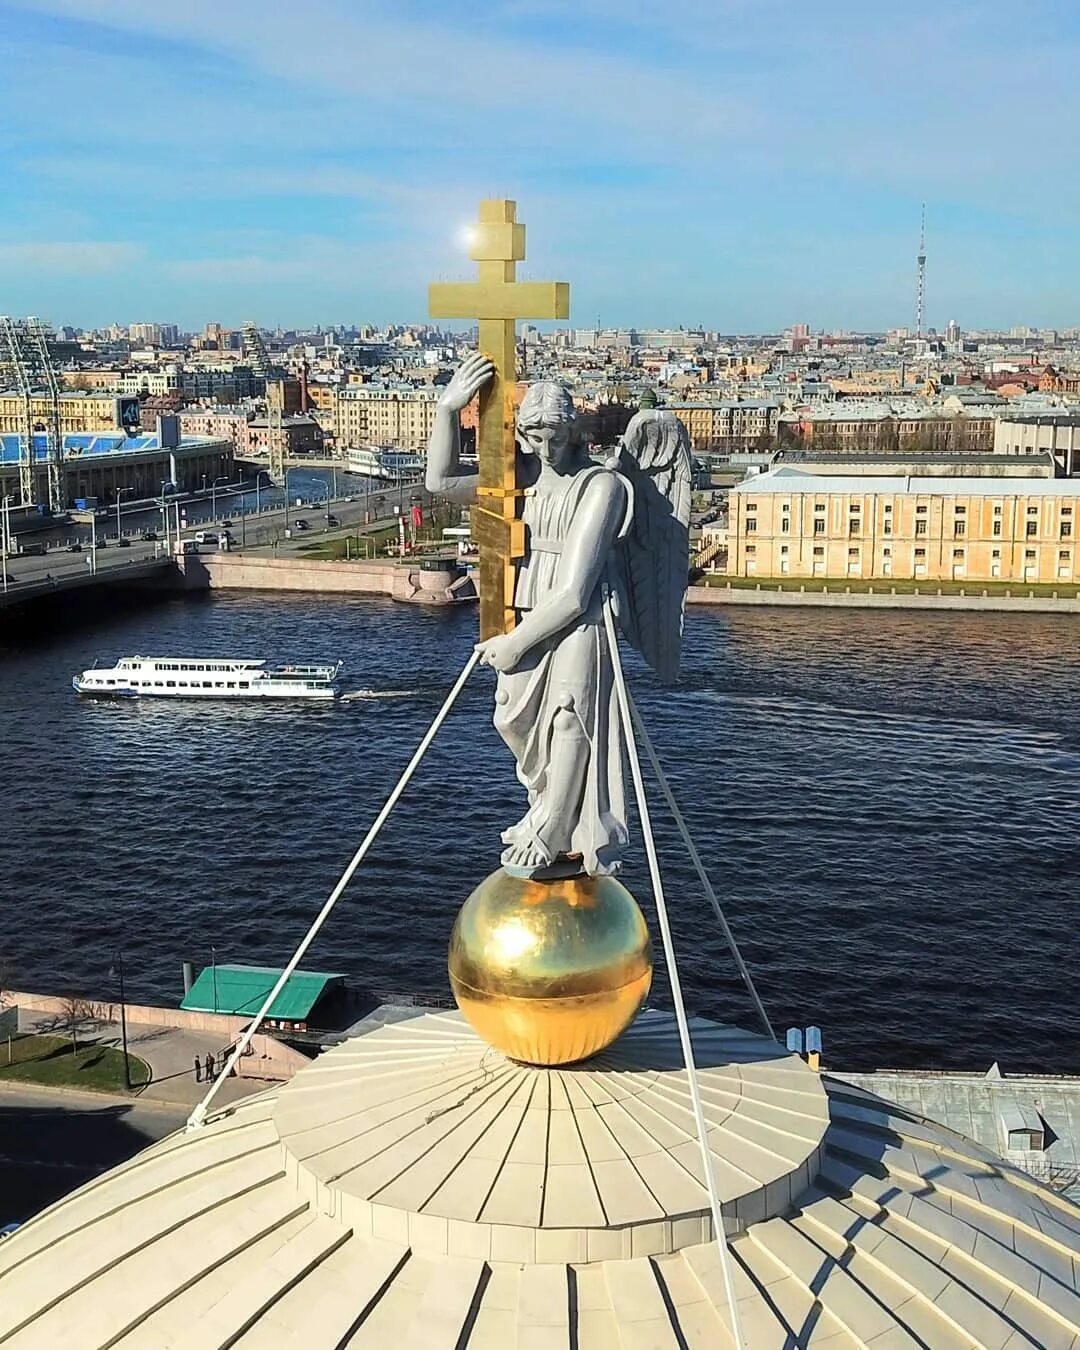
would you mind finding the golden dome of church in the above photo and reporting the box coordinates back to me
[1,1009,1078,1348]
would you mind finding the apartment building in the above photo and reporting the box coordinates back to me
[993,412,1080,474]
[727,466,1080,584]
[0,391,137,434]
[667,401,779,452]
[335,385,440,450]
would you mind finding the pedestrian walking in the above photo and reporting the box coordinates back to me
[204,1051,215,1082]
[193,1055,202,1083]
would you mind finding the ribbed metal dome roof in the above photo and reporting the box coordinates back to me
[0,1011,1077,1349]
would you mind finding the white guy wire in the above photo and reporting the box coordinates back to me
[186,648,481,1131]
[603,593,745,1349]
[626,691,774,1042]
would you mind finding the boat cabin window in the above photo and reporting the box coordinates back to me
[239,681,250,689]
[202,681,212,688]
[166,681,175,687]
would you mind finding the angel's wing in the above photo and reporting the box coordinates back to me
[611,410,692,685]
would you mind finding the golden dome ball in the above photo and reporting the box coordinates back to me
[448,868,652,1065]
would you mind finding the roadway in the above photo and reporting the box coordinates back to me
[1,480,434,595]
[0,1083,185,1224]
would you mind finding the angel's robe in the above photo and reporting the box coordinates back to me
[494,462,634,875]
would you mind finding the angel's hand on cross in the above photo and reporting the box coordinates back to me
[439,352,496,414]
[475,633,523,674]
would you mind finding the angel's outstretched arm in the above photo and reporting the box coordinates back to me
[425,353,492,505]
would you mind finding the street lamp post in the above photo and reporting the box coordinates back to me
[211,476,229,521]
[109,952,132,1091]
[1,494,12,594]
[211,945,218,1014]
[115,486,133,540]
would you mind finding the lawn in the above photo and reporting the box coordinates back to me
[699,574,1080,599]
[0,1033,149,1093]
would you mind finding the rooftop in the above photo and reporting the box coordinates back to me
[0,432,230,464]
[734,466,1080,497]
[180,964,346,1022]
[1,1009,1076,1347]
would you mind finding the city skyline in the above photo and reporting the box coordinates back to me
[1,0,1078,330]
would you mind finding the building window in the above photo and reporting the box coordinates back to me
[915,519,927,536]
[1061,522,1072,539]
[781,517,790,533]
[745,518,757,533]
[1027,506,1038,515]
[848,547,859,558]
[883,546,891,556]
[916,505,927,515]
[992,549,1001,559]
[883,503,893,514]
[915,548,926,558]
[850,503,860,513]
[1059,550,1071,561]
[780,545,789,554]
[781,502,790,513]
[953,548,964,559]
[955,505,966,514]
[745,545,756,554]
[994,504,1002,515]
[814,503,825,513]
[1025,549,1036,559]
[813,546,824,557]
[993,521,1002,536]
[954,521,966,537]
[1063,506,1073,516]
[814,519,825,535]
[883,520,893,535]
[1026,521,1037,537]
[848,518,859,535]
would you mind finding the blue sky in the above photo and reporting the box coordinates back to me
[1,0,1078,331]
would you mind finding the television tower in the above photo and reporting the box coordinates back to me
[915,203,927,341]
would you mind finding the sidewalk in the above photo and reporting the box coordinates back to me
[18,1010,270,1109]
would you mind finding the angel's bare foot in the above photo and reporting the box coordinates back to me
[501,839,553,872]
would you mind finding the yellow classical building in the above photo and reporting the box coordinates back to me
[335,385,440,450]
[0,391,134,435]
[728,467,1080,584]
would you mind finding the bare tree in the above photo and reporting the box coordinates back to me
[57,995,93,1055]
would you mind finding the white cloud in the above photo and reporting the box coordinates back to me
[0,241,143,273]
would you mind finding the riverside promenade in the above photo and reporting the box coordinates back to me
[186,552,1080,613]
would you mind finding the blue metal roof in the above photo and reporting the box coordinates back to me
[0,432,209,463]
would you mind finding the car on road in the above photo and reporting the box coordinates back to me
[193,531,218,546]
[327,515,340,527]
[97,538,108,549]
[141,530,157,541]
[0,1223,20,1241]
[66,541,82,552]
[117,537,131,548]
[220,519,234,528]
[293,519,310,530]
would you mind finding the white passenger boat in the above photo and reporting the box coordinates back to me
[72,656,342,701]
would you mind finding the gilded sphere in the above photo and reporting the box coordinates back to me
[448,868,653,1065]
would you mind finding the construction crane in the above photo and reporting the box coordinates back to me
[242,321,285,483]
[0,316,38,506]
[0,315,64,511]
[28,318,64,513]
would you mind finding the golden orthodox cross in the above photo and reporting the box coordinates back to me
[429,199,570,639]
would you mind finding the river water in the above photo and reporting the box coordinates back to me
[2,595,1077,1072]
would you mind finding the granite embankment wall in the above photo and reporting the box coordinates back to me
[188,554,1080,613]
[188,553,405,596]
[8,989,310,1081]
[686,584,1080,613]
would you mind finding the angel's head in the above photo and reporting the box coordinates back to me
[516,381,582,470]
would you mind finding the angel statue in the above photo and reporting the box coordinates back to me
[427,353,691,879]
